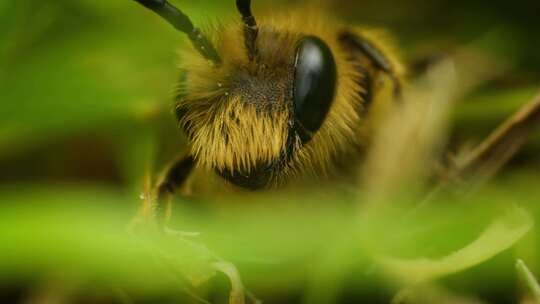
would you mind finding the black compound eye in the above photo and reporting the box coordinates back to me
[293,36,337,143]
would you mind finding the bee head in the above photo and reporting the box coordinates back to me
[137,0,362,189]
[177,19,350,188]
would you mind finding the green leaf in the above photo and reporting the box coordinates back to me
[379,206,533,284]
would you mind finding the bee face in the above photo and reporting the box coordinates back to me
[133,0,403,193]
[176,26,339,189]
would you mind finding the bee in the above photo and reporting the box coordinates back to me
[132,0,405,198]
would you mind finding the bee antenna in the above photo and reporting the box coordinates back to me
[133,0,222,66]
[236,0,259,61]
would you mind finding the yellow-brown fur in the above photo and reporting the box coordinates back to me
[176,10,404,190]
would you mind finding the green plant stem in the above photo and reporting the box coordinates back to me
[517,259,540,303]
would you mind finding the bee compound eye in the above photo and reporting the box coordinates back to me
[293,36,337,143]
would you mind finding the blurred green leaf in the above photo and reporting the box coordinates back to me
[379,206,533,284]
